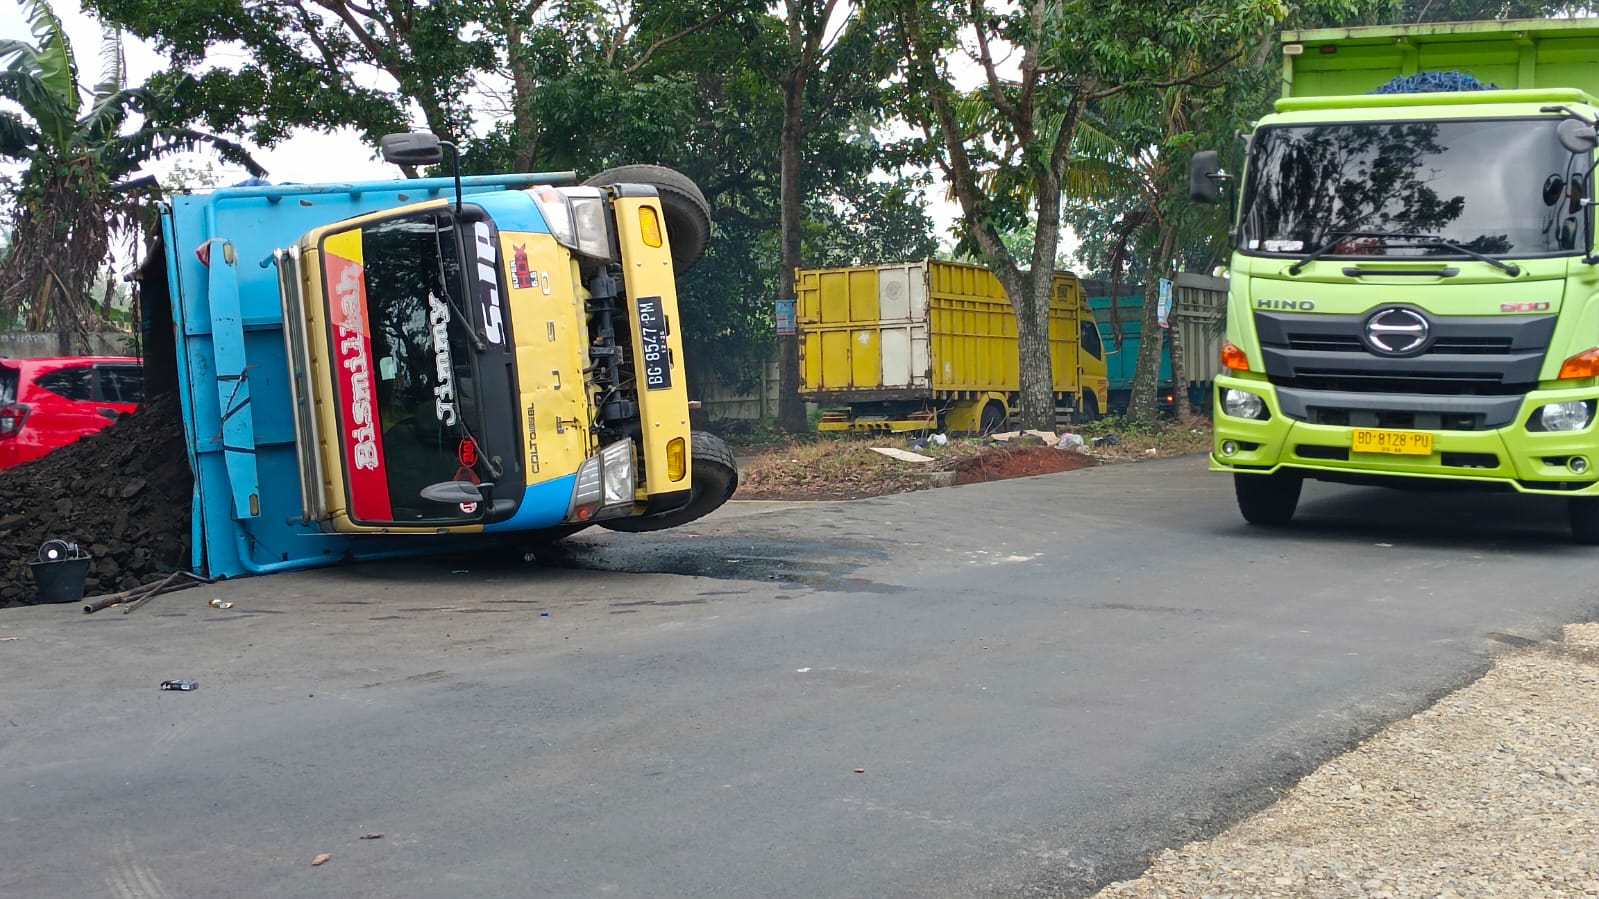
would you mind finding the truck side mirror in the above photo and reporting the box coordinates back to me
[1190,150,1227,204]
[1558,118,1598,155]
[381,132,446,166]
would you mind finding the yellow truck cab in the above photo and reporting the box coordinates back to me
[150,133,736,578]
[796,259,1108,433]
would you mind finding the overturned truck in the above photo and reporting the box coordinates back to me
[139,135,736,578]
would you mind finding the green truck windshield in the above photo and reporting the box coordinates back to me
[1241,118,1586,259]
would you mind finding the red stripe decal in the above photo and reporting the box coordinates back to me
[326,245,393,521]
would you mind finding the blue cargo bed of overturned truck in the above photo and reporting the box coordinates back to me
[147,173,570,580]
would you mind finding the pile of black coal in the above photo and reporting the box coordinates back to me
[1,393,193,607]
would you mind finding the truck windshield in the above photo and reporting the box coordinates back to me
[1240,118,1586,260]
[324,212,487,523]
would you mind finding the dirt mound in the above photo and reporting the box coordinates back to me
[1,393,193,607]
[737,442,937,501]
[953,446,1095,485]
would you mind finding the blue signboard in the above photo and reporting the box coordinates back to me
[775,297,797,336]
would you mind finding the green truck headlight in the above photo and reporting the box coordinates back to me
[1539,401,1594,432]
[1222,388,1268,420]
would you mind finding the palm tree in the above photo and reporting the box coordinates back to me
[0,0,262,347]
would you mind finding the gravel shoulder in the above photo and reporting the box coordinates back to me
[1095,623,1599,899]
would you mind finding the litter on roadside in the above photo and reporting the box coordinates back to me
[1056,433,1085,450]
[208,598,234,610]
[311,852,332,866]
[159,679,199,691]
[870,447,935,463]
[991,429,1058,444]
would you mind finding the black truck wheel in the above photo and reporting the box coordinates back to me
[1569,498,1599,544]
[582,164,712,272]
[1234,472,1302,526]
[1076,391,1100,423]
[979,401,1006,435]
[600,432,738,533]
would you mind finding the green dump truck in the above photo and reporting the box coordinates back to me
[1195,18,1599,542]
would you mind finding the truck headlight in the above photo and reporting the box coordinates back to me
[531,186,614,262]
[1222,388,1268,420]
[600,439,635,506]
[567,439,637,521]
[1538,400,1594,432]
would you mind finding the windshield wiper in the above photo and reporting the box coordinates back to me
[1392,232,1520,276]
[430,220,487,352]
[1287,229,1519,276]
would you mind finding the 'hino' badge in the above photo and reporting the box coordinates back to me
[1363,307,1430,356]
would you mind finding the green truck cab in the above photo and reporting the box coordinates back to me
[1196,18,1599,542]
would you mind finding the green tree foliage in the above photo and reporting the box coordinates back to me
[884,0,1297,429]
[83,0,935,393]
[0,0,260,346]
[86,0,490,146]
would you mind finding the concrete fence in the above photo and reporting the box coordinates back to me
[0,331,137,359]
[698,360,780,422]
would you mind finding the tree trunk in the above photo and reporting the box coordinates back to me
[504,13,539,171]
[1127,227,1176,424]
[774,70,808,433]
[1015,170,1065,430]
[1016,279,1055,430]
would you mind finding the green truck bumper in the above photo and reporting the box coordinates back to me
[1209,373,1599,495]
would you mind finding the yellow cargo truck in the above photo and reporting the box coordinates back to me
[797,259,1108,432]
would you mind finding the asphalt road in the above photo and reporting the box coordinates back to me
[3,457,1597,898]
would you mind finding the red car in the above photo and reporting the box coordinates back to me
[0,356,144,471]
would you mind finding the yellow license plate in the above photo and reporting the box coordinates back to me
[1351,428,1434,456]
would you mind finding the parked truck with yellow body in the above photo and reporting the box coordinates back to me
[796,260,1108,433]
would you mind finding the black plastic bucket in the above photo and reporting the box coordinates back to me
[29,556,93,604]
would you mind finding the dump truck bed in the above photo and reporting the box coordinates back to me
[1281,18,1599,99]
[796,259,1083,402]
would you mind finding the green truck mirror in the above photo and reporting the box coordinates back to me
[1190,150,1225,204]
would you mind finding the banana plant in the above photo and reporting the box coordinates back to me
[0,0,263,339]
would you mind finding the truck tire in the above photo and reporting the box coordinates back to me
[979,401,1006,435]
[1569,498,1599,544]
[1234,472,1302,526]
[1076,392,1100,423]
[582,164,711,272]
[600,432,738,532]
